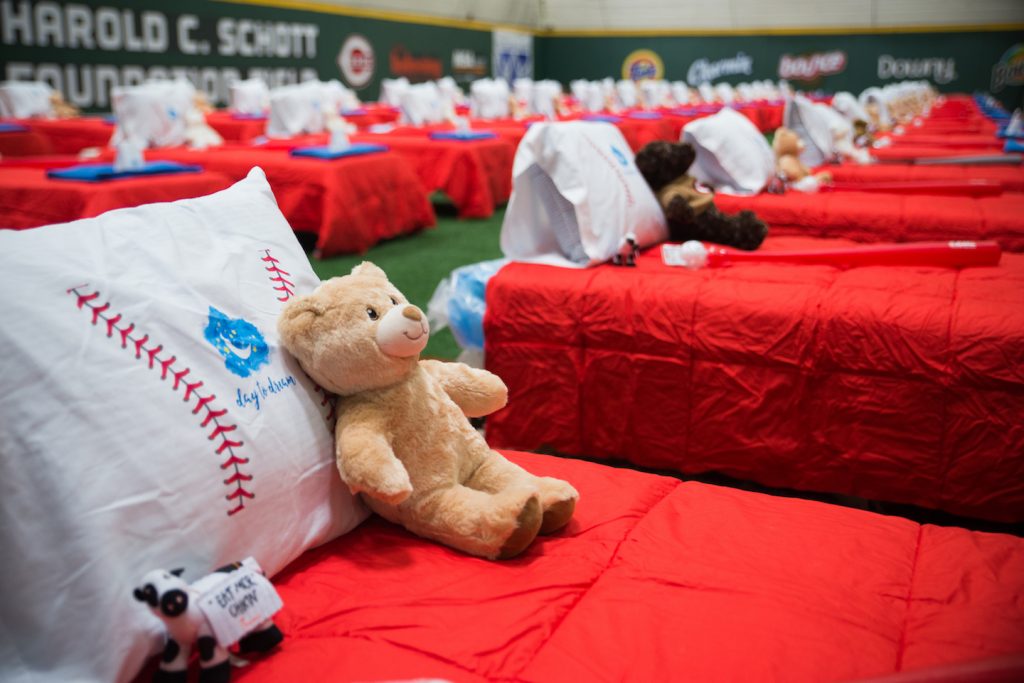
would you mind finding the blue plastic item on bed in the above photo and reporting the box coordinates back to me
[582,114,622,123]
[0,122,29,133]
[47,161,203,182]
[628,112,663,120]
[289,143,389,159]
[230,112,267,120]
[428,131,497,141]
[1004,139,1024,153]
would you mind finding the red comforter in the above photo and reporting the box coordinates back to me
[822,162,1024,193]
[484,237,1024,523]
[714,191,1024,250]
[210,451,1024,682]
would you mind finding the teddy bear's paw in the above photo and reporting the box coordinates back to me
[539,497,577,535]
[497,495,542,560]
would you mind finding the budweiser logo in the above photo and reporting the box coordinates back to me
[778,51,847,81]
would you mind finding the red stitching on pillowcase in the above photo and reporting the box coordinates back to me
[67,286,254,517]
[261,249,295,302]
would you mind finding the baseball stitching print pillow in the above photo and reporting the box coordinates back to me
[0,168,368,683]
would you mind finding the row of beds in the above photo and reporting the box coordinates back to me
[237,96,1024,681]
[5,95,1024,682]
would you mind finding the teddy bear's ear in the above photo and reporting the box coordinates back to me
[278,294,326,349]
[350,262,388,280]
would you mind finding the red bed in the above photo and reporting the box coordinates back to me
[103,146,437,256]
[484,236,1024,524]
[822,162,1024,193]
[192,450,1024,682]
[713,190,1024,250]
[0,167,234,229]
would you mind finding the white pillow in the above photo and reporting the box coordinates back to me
[682,107,776,195]
[230,78,271,115]
[0,168,367,683]
[111,80,196,148]
[501,121,667,268]
[0,81,54,118]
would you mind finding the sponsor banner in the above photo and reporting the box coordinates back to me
[389,44,442,82]
[778,50,847,81]
[621,49,663,81]
[992,43,1024,92]
[686,52,753,85]
[877,55,957,84]
[337,33,374,89]
[452,48,487,82]
[493,28,532,82]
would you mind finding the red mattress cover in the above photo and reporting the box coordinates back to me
[0,167,234,229]
[213,451,1024,683]
[822,162,1024,193]
[713,191,1024,251]
[95,146,436,256]
[484,237,1024,523]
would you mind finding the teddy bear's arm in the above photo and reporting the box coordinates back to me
[337,412,413,505]
[420,360,508,418]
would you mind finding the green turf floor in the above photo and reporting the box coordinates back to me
[308,204,504,361]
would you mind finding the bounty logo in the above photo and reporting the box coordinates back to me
[204,307,270,378]
[992,44,1024,92]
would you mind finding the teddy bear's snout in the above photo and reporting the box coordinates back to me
[376,304,430,358]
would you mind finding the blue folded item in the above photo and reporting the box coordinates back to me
[102,115,117,125]
[230,112,267,121]
[428,130,497,141]
[0,122,29,133]
[47,161,203,182]
[290,143,389,159]
[1004,139,1024,153]
[581,114,622,123]
[628,112,663,120]
[341,108,368,116]
[999,129,1024,139]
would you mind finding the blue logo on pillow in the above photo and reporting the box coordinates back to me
[610,145,630,167]
[204,307,270,378]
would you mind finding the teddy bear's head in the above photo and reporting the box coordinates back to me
[278,262,429,396]
[771,127,804,158]
[634,141,698,193]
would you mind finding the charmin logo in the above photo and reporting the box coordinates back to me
[687,52,753,86]
[992,44,1024,92]
[204,307,270,378]
[778,51,847,81]
[622,49,664,81]
[337,34,374,89]
[877,55,956,84]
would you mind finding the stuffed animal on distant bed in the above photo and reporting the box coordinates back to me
[277,263,579,560]
[133,562,283,683]
[771,127,834,192]
[634,140,769,251]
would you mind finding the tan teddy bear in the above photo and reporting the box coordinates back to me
[278,263,578,560]
[772,127,832,191]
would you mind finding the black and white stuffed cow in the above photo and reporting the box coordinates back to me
[133,563,283,683]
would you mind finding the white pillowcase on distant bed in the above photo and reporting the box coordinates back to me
[0,167,367,683]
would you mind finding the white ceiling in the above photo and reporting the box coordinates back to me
[311,0,1024,31]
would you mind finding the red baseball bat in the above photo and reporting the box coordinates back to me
[664,240,1002,269]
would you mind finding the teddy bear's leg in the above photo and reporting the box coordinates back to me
[694,207,769,251]
[405,482,542,559]
[153,637,189,683]
[465,450,579,536]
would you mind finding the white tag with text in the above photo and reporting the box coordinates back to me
[198,557,283,647]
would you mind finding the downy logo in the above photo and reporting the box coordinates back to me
[686,52,753,86]
[778,51,847,81]
[877,55,956,84]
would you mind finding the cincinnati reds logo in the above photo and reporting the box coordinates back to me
[338,34,375,89]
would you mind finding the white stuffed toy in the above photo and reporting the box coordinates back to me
[133,561,283,683]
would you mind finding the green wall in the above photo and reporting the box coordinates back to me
[1,0,1021,112]
[0,0,492,109]
[536,31,1024,108]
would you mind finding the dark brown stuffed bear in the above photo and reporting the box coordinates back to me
[635,141,768,251]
